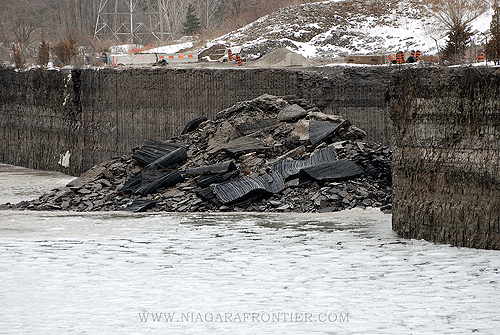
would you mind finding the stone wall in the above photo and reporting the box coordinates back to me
[389,67,500,250]
[0,66,392,175]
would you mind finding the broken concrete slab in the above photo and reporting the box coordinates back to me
[67,165,113,188]
[124,199,157,213]
[309,120,346,145]
[272,145,338,181]
[132,140,183,166]
[277,104,307,121]
[299,159,365,184]
[184,161,236,177]
[290,119,310,143]
[236,118,280,135]
[145,147,187,171]
[181,117,208,135]
[194,170,239,188]
[213,170,285,205]
[134,171,184,196]
[214,136,272,156]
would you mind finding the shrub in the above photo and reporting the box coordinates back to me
[53,34,78,66]
[12,43,25,69]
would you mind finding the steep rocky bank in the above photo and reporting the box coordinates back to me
[389,67,500,249]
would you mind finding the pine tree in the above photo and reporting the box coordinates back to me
[182,3,201,35]
[442,24,472,64]
[486,2,500,64]
[37,37,50,67]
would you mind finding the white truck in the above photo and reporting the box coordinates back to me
[217,46,243,62]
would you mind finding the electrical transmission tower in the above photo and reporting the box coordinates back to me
[94,0,172,44]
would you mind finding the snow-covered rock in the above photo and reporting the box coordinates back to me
[209,0,493,61]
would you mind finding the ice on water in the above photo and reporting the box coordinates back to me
[1,164,499,334]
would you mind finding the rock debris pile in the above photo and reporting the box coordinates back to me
[11,94,392,213]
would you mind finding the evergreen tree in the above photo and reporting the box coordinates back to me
[37,37,50,67]
[486,2,500,64]
[442,23,472,64]
[182,3,201,35]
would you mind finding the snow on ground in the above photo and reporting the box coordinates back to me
[109,44,142,54]
[209,0,494,61]
[100,0,494,63]
[109,42,193,55]
[146,42,193,54]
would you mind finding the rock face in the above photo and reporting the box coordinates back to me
[10,95,392,214]
[389,67,500,250]
[0,67,392,176]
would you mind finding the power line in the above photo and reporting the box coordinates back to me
[94,0,172,44]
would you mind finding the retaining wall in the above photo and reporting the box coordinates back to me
[0,66,392,176]
[389,67,500,250]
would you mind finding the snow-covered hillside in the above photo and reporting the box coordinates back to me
[209,0,493,61]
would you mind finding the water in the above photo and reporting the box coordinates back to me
[0,164,75,205]
[1,164,500,334]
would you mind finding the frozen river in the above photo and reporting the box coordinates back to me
[1,164,499,334]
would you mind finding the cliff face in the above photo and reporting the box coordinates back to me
[0,68,83,174]
[0,67,392,175]
[389,67,500,250]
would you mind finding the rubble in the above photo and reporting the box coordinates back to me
[8,94,392,214]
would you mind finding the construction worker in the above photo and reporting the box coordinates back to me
[406,50,416,63]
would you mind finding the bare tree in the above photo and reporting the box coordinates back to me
[168,0,192,37]
[6,0,46,52]
[198,0,222,30]
[425,0,488,30]
[0,0,318,52]
[424,0,489,62]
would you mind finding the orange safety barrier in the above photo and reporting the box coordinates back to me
[236,54,243,66]
[415,50,421,62]
[228,49,233,61]
[477,51,485,62]
[388,54,396,64]
[396,51,405,64]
